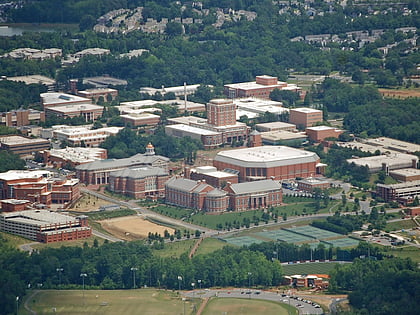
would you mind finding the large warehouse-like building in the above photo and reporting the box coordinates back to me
[213,146,321,182]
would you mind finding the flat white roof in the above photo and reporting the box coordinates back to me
[389,168,420,176]
[256,121,296,129]
[46,104,103,113]
[215,146,319,168]
[41,92,91,106]
[48,147,106,163]
[0,135,49,145]
[1,209,78,225]
[306,126,338,131]
[291,107,322,114]
[54,126,122,136]
[366,137,420,153]
[166,124,219,136]
[347,153,418,170]
[261,130,308,141]
[234,98,283,107]
[120,113,160,120]
[0,170,51,181]
[7,75,56,85]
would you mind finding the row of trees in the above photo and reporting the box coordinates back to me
[329,257,420,315]
[100,127,203,162]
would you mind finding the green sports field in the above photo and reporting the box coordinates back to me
[201,298,296,315]
[23,289,200,315]
[282,262,340,276]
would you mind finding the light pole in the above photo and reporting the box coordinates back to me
[182,297,186,315]
[56,268,63,289]
[177,275,183,291]
[16,296,19,315]
[247,272,252,298]
[191,282,195,299]
[130,267,138,289]
[197,279,202,290]
[80,273,87,306]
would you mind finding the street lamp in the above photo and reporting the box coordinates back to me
[197,279,202,290]
[182,297,186,315]
[191,282,195,299]
[56,268,63,289]
[177,275,183,291]
[80,273,87,305]
[16,296,19,315]
[130,267,138,289]
[247,272,252,297]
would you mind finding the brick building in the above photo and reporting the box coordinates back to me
[0,135,50,156]
[0,170,80,208]
[224,75,301,99]
[165,177,214,211]
[0,210,91,243]
[224,179,282,211]
[0,109,45,127]
[389,168,420,182]
[1,199,30,212]
[297,177,331,192]
[164,177,282,213]
[376,180,420,204]
[52,126,122,147]
[108,166,169,199]
[45,103,104,122]
[77,88,118,102]
[187,166,239,188]
[120,113,160,127]
[306,126,343,142]
[213,146,321,182]
[76,144,169,185]
[289,108,323,129]
[207,99,237,126]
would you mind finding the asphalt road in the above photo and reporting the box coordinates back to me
[182,288,324,315]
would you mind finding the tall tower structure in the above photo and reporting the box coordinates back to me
[207,99,236,127]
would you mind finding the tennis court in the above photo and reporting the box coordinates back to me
[322,238,360,248]
[286,226,342,239]
[222,236,264,246]
[256,230,314,244]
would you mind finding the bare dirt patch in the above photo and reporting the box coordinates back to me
[99,216,174,241]
[379,88,420,98]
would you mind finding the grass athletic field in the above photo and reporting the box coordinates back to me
[22,290,294,315]
[202,298,296,315]
[23,289,200,315]
[282,262,340,276]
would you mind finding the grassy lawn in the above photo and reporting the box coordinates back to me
[22,289,198,315]
[282,262,340,276]
[380,245,420,263]
[31,236,105,250]
[384,219,417,232]
[0,231,32,247]
[152,239,196,258]
[194,238,228,256]
[86,209,137,220]
[202,297,296,315]
[148,204,194,220]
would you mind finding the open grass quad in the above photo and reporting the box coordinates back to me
[21,289,294,315]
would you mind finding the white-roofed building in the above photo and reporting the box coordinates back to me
[52,126,122,147]
[165,124,223,148]
[347,153,418,173]
[289,107,323,129]
[214,146,321,182]
[45,103,104,122]
[41,147,108,168]
[224,75,302,99]
[40,92,91,108]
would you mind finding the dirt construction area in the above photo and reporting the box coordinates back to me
[99,216,175,241]
[379,88,420,98]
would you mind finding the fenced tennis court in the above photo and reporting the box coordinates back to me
[285,226,342,239]
[222,236,264,246]
[256,230,315,244]
[322,238,360,248]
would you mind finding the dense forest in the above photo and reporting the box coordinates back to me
[329,257,420,315]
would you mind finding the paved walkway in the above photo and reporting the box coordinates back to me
[23,290,39,315]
